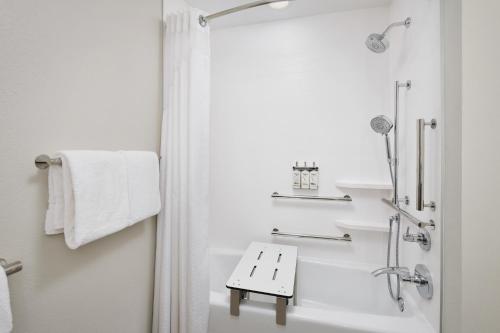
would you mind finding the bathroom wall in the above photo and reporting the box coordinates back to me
[210,7,394,265]
[0,0,162,332]
[389,0,441,331]
[462,0,500,332]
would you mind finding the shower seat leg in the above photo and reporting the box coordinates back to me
[230,289,241,316]
[276,297,287,325]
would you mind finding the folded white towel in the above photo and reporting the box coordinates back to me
[122,151,162,223]
[0,267,12,333]
[45,163,64,235]
[45,150,161,249]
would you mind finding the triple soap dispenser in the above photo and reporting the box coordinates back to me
[293,161,319,190]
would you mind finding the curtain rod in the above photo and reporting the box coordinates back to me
[199,0,294,27]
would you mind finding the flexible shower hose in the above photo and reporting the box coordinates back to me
[386,214,401,302]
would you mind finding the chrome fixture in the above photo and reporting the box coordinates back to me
[403,227,431,251]
[0,258,22,276]
[372,264,433,300]
[399,195,410,206]
[369,81,411,205]
[386,215,402,307]
[370,115,395,189]
[393,80,411,205]
[199,0,295,27]
[35,154,62,169]
[370,80,411,311]
[416,118,437,211]
[366,17,411,53]
[271,228,352,242]
[271,192,352,202]
[382,198,436,229]
[370,115,393,135]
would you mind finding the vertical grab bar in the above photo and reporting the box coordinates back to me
[393,80,411,205]
[416,118,437,211]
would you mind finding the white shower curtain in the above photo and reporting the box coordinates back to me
[153,9,210,333]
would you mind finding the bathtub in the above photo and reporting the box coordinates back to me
[208,248,434,333]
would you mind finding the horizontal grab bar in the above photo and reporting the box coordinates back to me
[271,228,352,242]
[381,198,435,229]
[0,259,23,276]
[271,192,352,202]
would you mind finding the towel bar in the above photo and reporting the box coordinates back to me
[35,154,62,169]
[0,259,22,276]
[35,154,162,169]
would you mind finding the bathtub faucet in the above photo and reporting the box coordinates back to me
[371,266,428,286]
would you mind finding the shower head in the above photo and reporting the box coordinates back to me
[366,33,389,53]
[370,115,394,135]
[365,17,411,53]
[371,115,395,188]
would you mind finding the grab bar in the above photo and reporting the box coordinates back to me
[271,228,352,242]
[382,198,435,229]
[271,192,352,202]
[416,119,437,211]
[0,258,23,276]
[35,154,62,169]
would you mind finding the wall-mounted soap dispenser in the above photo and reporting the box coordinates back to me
[300,162,310,189]
[292,161,301,189]
[310,162,319,190]
[292,161,319,190]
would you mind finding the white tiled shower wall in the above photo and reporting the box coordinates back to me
[389,0,441,330]
[209,2,441,331]
[210,7,393,263]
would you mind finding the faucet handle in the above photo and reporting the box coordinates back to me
[403,226,431,251]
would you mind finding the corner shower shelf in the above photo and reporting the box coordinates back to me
[335,219,389,233]
[226,242,298,326]
[335,181,393,191]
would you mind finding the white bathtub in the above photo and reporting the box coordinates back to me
[208,248,434,333]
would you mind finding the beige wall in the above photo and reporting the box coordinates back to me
[441,0,462,332]
[0,0,162,332]
[462,0,500,332]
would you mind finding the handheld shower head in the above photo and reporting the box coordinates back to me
[371,115,396,189]
[370,115,394,135]
[366,17,411,53]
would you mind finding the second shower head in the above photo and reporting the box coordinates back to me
[371,115,393,135]
[366,17,411,53]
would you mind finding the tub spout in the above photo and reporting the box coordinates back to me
[372,266,429,287]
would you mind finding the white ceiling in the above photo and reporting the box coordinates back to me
[187,0,391,28]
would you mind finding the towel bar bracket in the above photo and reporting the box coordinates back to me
[0,258,23,276]
[35,154,62,169]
